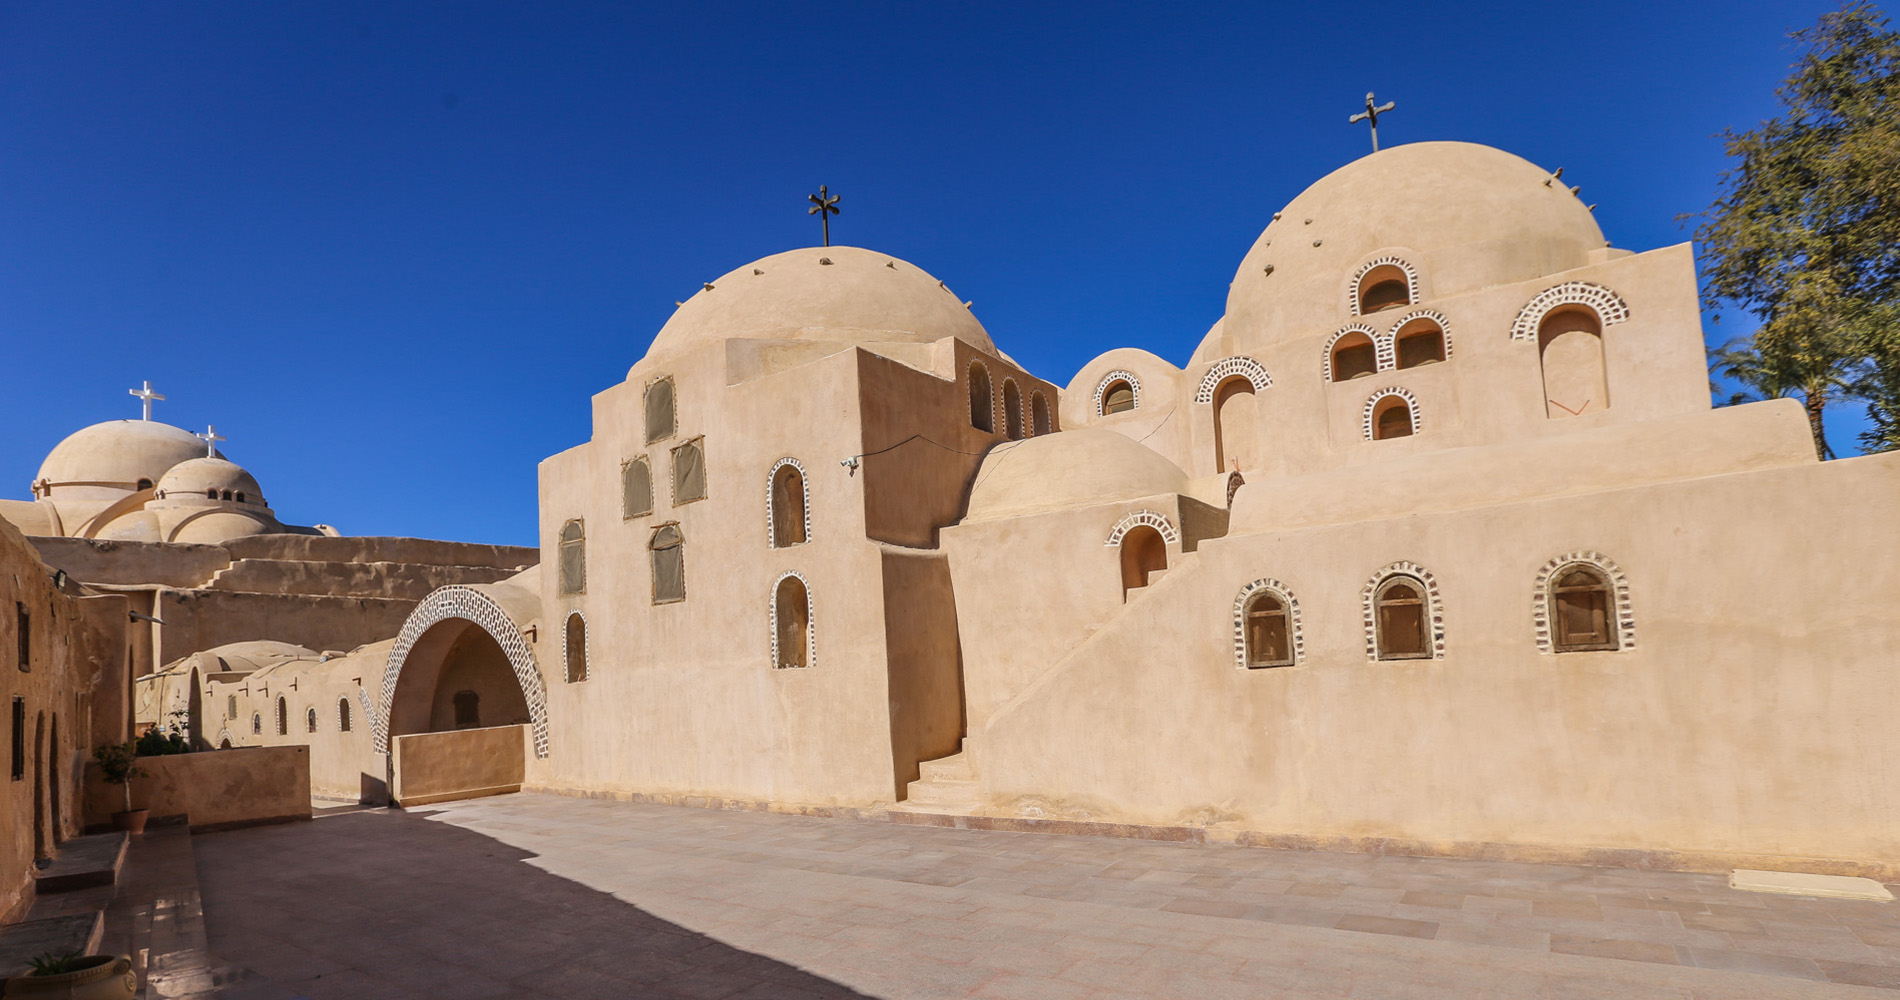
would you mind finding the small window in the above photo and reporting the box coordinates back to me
[622,458,653,519]
[774,575,810,669]
[1003,380,1023,440]
[306,707,318,733]
[969,362,994,432]
[1244,592,1292,669]
[227,695,237,718]
[275,697,288,736]
[251,712,262,735]
[1357,264,1412,313]
[10,698,23,780]
[16,603,28,671]
[1374,577,1430,660]
[1395,321,1446,369]
[1031,391,1052,436]
[565,613,588,683]
[644,377,676,444]
[1330,334,1377,382]
[770,463,807,547]
[672,438,707,504]
[558,520,585,596]
[1551,567,1618,652]
[1101,380,1136,415]
[234,491,246,504]
[338,697,352,733]
[1372,395,1414,440]
[135,478,153,491]
[453,690,481,729]
[651,524,686,604]
[206,489,218,499]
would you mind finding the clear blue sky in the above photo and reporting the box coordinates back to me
[0,1,1863,547]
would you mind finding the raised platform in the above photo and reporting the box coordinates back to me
[0,911,104,978]
[31,833,127,895]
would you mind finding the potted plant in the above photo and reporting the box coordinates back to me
[92,742,148,834]
[3,950,137,998]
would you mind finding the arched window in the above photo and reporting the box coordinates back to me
[251,713,261,735]
[1550,566,1617,652]
[1394,318,1446,369]
[1031,391,1052,436]
[338,697,352,733]
[1357,263,1412,314]
[773,575,810,669]
[968,362,993,432]
[136,479,153,491]
[1002,380,1023,440]
[558,520,585,596]
[306,707,318,733]
[453,690,480,729]
[1118,525,1168,597]
[1243,591,1292,668]
[1539,307,1609,418]
[565,612,588,683]
[234,491,246,503]
[651,524,685,604]
[275,697,288,736]
[1212,377,1257,473]
[227,695,237,719]
[1371,394,1415,439]
[1374,576,1431,660]
[1101,379,1136,415]
[644,376,676,444]
[221,489,233,500]
[1330,333,1378,381]
[622,458,653,519]
[770,462,807,547]
[206,489,218,499]
[671,438,707,503]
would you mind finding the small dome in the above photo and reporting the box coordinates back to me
[170,511,271,544]
[1218,142,1606,355]
[156,457,264,504]
[35,421,214,500]
[644,246,995,363]
[964,429,1189,521]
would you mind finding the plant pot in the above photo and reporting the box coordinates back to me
[3,955,137,998]
[111,809,148,835]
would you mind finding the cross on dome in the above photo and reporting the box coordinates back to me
[195,424,226,457]
[1348,92,1397,152]
[129,380,166,421]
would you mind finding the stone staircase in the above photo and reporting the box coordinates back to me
[0,832,125,976]
[892,741,982,816]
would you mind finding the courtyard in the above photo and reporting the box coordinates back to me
[126,794,1900,998]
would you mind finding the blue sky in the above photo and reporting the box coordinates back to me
[0,1,1862,547]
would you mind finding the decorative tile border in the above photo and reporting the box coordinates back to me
[1194,356,1273,403]
[1362,386,1421,440]
[767,570,816,670]
[1531,551,1636,653]
[1360,561,1446,660]
[562,610,590,683]
[1323,324,1380,382]
[1231,578,1304,669]
[1387,308,1454,363]
[764,457,811,548]
[1349,256,1420,316]
[357,687,378,740]
[378,585,550,758]
[1104,509,1179,547]
[1510,282,1631,341]
[1092,369,1142,415]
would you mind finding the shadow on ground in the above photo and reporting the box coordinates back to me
[194,809,875,1000]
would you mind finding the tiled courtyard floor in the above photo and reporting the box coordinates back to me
[190,793,1900,998]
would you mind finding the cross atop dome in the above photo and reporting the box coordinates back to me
[195,424,226,458]
[129,380,166,421]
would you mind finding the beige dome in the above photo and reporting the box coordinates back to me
[1218,142,1606,355]
[156,457,264,504]
[169,511,271,544]
[35,420,215,499]
[964,429,1189,521]
[644,246,995,362]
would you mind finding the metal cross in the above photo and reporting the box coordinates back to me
[195,424,225,458]
[129,380,166,421]
[807,185,841,247]
[1348,92,1397,152]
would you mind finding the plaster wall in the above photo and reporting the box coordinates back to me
[82,745,311,831]
[390,724,526,806]
[153,589,416,666]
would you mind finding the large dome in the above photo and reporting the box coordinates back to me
[644,246,995,362]
[35,420,217,499]
[964,429,1189,521]
[1216,142,1607,355]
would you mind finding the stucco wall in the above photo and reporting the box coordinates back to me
[390,724,526,806]
[82,745,311,831]
[154,589,417,666]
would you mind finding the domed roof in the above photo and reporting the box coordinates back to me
[964,429,1189,522]
[1218,142,1606,355]
[170,511,271,544]
[156,457,263,502]
[35,420,214,495]
[645,246,995,362]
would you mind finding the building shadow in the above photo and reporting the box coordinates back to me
[193,809,877,999]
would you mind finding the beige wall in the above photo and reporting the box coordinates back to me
[390,724,526,806]
[82,745,311,831]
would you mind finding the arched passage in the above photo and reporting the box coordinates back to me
[379,586,549,757]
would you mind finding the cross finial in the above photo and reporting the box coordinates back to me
[129,380,166,421]
[195,424,225,458]
[807,185,841,247]
[1347,92,1397,153]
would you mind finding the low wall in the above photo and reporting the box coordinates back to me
[83,746,311,832]
[391,725,526,807]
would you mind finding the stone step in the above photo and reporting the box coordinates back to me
[0,911,105,978]
[918,752,974,784]
[33,833,127,894]
[904,778,981,808]
[888,799,979,818]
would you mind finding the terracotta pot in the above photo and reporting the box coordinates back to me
[3,955,138,998]
[111,809,148,835]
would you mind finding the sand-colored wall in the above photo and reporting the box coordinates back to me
[879,548,966,796]
[82,745,311,831]
[154,589,416,666]
[390,724,526,806]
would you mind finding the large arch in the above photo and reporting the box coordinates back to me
[378,586,549,758]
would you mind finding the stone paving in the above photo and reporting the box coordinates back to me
[187,793,1900,998]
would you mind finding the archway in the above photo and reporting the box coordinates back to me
[388,621,532,741]
[1212,376,1258,473]
[1119,525,1168,598]
[379,586,548,757]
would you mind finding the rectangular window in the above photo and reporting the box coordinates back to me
[10,698,23,780]
[558,520,586,596]
[16,603,28,672]
[672,438,707,504]
[644,377,676,444]
[622,458,653,519]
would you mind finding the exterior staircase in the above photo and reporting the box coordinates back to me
[893,741,982,816]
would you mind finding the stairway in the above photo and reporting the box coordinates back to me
[892,741,982,816]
